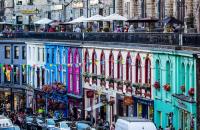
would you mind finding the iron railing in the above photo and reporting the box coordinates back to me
[1,32,200,46]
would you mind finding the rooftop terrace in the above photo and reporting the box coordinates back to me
[0,32,200,47]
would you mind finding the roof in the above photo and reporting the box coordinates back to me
[118,117,151,122]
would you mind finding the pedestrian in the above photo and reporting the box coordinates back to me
[128,25,135,33]
[124,25,129,32]
[75,26,81,32]
[110,123,115,130]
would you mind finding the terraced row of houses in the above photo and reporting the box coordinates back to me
[0,33,199,130]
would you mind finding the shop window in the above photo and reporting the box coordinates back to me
[22,46,26,59]
[126,52,132,81]
[84,49,90,73]
[177,0,185,23]
[145,57,151,84]
[117,52,123,80]
[135,54,142,83]
[92,50,97,75]
[47,70,50,84]
[57,69,60,82]
[149,106,153,121]
[68,49,73,92]
[74,49,80,94]
[109,51,114,78]
[100,50,105,75]
[138,103,142,118]
[22,65,26,84]
[4,65,11,83]
[52,70,55,83]
[5,46,10,59]
[32,68,35,86]
[16,16,23,24]
[28,47,31,60]
[191,65,194,88]
[14,65,20,84]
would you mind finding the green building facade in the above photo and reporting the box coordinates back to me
[153,50,197,130]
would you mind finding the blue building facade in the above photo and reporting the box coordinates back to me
[44,43,83,117]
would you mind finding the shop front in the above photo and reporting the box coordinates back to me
[172,94,196,130]
[0,86,26,113]
[116,94,134,117]
[133,96,154,120]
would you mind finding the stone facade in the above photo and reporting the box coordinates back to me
[117,0,200,33]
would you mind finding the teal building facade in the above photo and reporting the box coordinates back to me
[153,50,197,130]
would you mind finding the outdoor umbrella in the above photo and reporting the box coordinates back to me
[161,16,183,25]
[85,14,104,22]
[34,18,53,25]
[103,13,128,21]
[66,16,87,24]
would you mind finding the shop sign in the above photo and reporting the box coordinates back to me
[51,5,63,11]
[124,96,133,106]
[177,99,187,109]
[21,10,36,14]
[87,91,94,98]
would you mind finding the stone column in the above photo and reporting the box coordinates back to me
[116,0,123,15]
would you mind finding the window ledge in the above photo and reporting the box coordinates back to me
[155,96,161,100]
[165,98,172,103]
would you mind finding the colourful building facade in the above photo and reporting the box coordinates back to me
[153,50,197,130]
[44,43,83,117]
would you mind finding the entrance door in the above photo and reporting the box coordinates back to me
[181,110,188,130]
[142,104,148,119]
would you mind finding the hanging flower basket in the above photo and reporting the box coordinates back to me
[124,80,131,86]
[84,77,90,82]
[82,72,91,78]
[109,82,114,88]
[180,85,185,92]
[163,84,170,91]
[97,75,105,80]
[100,80,106,86]
[143,83,151,88]
[92,79,97,84]
[132,83,141,88]
[188,88,194,97]
[135,89,142,95]
[153,81,160,89]
[117,84,123,90]
[106,76,114,83]
[126,86,132,93]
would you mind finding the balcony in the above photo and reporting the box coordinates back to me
[1,32,200,47]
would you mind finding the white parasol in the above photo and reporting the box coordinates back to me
[66,16,87,24]
[103,13,128,21]
[85,14,104,22]
[34,18,53,25]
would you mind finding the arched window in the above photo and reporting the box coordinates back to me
[109,51,114,78]
[135,54,142,83]
[117,52,123,80]
[141,0,146,18]
[181,63,185,85]
[166,61,171,85]
[100,50,105,75]
[155,60,160,82]
[63,50,66,64]
[186,64,190,92]
[92,50,97,74]
[85,49,90,73]
[68,49,73,93]
[145,57,151,84]
[74,49,80,95]
[126,52,132,81]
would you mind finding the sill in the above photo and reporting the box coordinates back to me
[155,96,161,100]
[165,98,172,103]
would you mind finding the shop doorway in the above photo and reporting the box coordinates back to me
[180,110,188,130]
[118,99,123,116]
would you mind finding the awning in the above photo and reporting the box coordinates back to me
[85,102,105,111]
[127,17,159,23]
[34,18,53,25]
[161,16,183,25]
